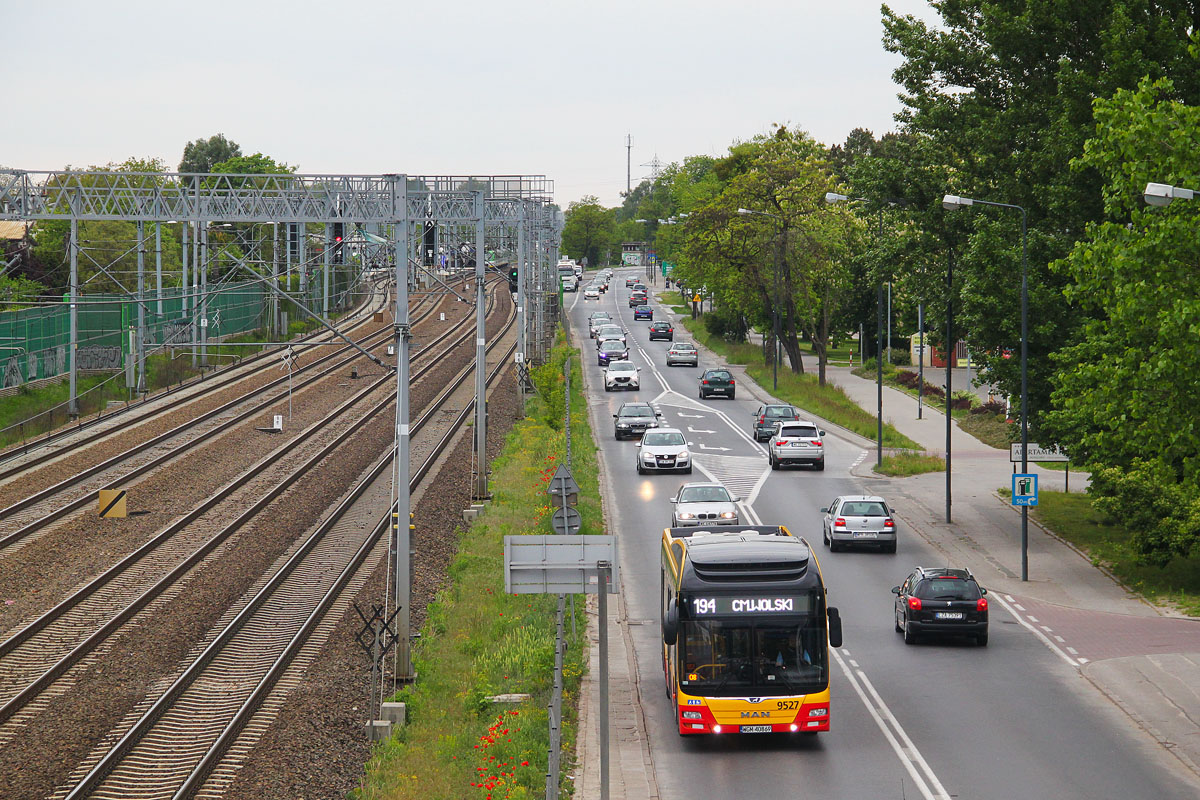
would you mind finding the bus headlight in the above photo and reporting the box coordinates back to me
[682,711,702,719]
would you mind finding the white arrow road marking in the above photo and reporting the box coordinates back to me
[697,444,731,451]
[686,427,715,433]
[676,412,706,418]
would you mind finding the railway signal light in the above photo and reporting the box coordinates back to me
[332,222,344,265]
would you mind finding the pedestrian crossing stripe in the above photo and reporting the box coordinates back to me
[693,455,769,502]
[98,489,127,519]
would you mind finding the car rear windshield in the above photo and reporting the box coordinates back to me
[840,501,887,516]
[707,371,731,380]
[765,407,795,417]
[779,425,818,438]
[643,432,685,446]
[675,344,696,351]
[915,578,981,601]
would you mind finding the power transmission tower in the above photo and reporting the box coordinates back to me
[642,154,664,183]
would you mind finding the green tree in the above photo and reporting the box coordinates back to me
[682,126,856,384]
[1042,75,1200,563]
[179,133,242,173]
[879,0,1200,430]
[562,197,616,267]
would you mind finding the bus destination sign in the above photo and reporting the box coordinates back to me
[691,595,811,616]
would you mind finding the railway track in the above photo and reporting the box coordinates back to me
[0,283,510,731]
[0,280,486,553]
[63,314,518,800]
[0,273,400,472]
[0,280,515,799]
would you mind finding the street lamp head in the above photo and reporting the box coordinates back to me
[736,208,754,216]
[635,218,648,223]
[824,192,849,204]
[1143,182,1194,206]
[942,194,974,210]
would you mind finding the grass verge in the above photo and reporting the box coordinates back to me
[957,412,1013,450]
[356,335,596,799]
[873,451,946,477]
[1030,490,1200,616]
[666,315,920,449]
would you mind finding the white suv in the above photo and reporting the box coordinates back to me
[604,360,640,392]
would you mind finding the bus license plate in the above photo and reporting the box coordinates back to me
[741,725,773,733]
[935,612,964,620]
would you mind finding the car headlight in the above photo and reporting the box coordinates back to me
[647,421,658,428]
[617,423,629,428]
[642,453,655,462]
[677,512,696,520]
[719,511,737,520]
[677,450,689,458]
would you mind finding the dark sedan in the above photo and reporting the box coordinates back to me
[648,321,673,341]
[698,368,735,399]
[597,339,629,366]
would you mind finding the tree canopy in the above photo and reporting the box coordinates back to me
[179,133,242,174]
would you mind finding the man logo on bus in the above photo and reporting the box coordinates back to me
[740,711,771,718]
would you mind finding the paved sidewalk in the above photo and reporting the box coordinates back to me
[575,591,659,800]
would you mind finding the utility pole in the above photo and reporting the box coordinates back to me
[474,191,489,500]
[390,176,414,681]
[625,134,632,197]
[136,220,146,394]
[68,219,79,417]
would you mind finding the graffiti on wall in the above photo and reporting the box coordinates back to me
[76,346,123,371]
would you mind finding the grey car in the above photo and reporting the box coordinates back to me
[670,482,739,527]
[597,339,629,366]
[821,495,897,553]
[666,342,699,367]
[594,325,627,348]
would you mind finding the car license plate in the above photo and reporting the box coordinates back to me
[741,725,772,733]
[791,442,805,447]
[853,531,878,538]
[935,611,964,620]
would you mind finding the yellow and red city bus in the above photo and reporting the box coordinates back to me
[660,525,843,736]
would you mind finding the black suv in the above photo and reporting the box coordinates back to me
[648,321,674,341]
[698,368,735,399]
[613,402,661,440]
[751,404,800,441]
[892,567,989,646]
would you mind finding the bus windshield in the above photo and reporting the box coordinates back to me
[679,615,827,696]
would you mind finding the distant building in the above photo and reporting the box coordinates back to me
[621,241,647,267]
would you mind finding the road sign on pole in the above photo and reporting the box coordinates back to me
[1012,473,1038,506]
[550,506,582,535]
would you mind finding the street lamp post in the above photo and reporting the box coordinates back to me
[943,194,1029,578]
[737,208,784,391]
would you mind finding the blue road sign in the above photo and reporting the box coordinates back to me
[1012,473,1038,506]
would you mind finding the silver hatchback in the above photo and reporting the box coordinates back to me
[820,495,897,553]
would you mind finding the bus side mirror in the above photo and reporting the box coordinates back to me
[827,607,843,648]
[662,603,678,646]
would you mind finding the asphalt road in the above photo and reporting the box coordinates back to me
[566,273,1196,800]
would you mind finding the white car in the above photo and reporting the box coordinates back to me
[584,286,600,300]
[670,482,740,527]
[635,428,692,474]
[604,360,640,391]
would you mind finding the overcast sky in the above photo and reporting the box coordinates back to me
[4,0,941,208]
